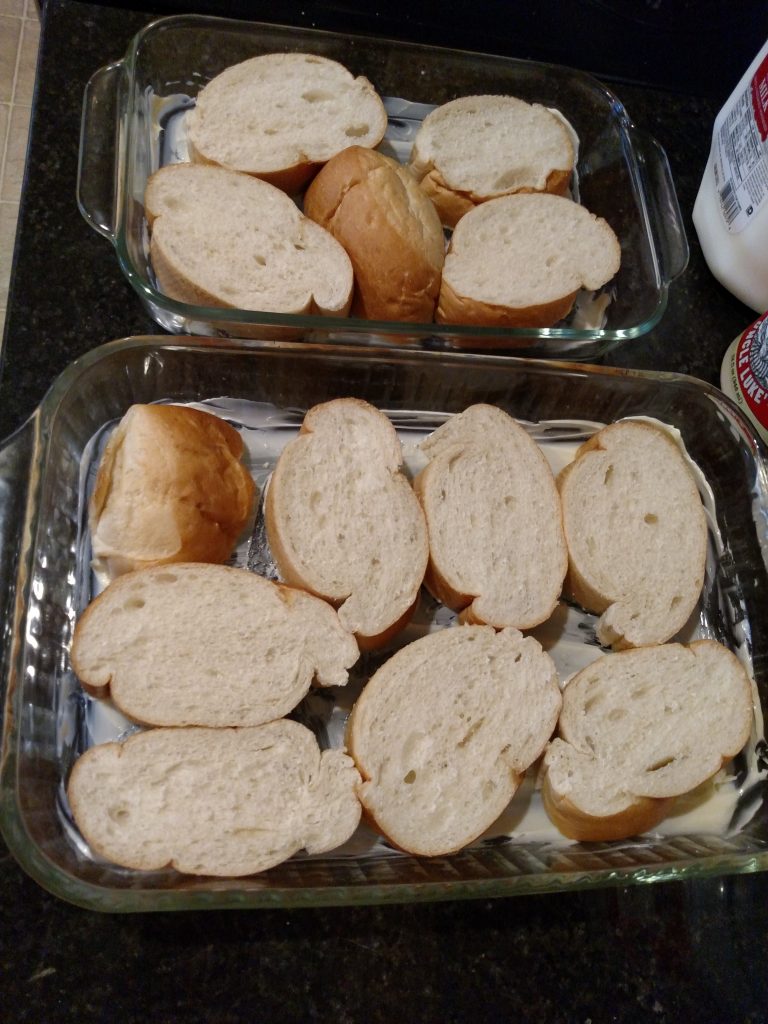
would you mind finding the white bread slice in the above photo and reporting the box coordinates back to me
[144,163,353,316]
[541,641,754,842]
[303,146,445,322]
[89,404,256,580]
[557,420,708,649]
[186,52,388,193]
[347,625,562,856]
[265,399,429,649]
[67,720,362,876]
[71,563,359,727]
[409,95,575,228]
[414,404,567,630]
[436,193,621,328]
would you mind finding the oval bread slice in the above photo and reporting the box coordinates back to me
[414,404,567,630]
[186,52,388,193]
[265,398,429,648]
[347,625,562,856]
[89,404,256,580]
[436,193,621,328]
[558,420,708,649]
[67,720,362,876]
[303,145,445,322]
[409,94,575,228]
[71,563,359,727]
[541,641,754,842]
[144,163,353,316]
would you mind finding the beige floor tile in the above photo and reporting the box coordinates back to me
[0,100,9,168]
[14,15,39,104]
[24,0,39,19]
[1,104,30,200]
[0,1,24,17]
[0,200,20,307]
[0,15,22,104]
[0,306,5,338]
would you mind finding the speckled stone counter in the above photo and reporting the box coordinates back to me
[1,3,767,1022]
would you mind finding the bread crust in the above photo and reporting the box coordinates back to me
[437,275,579,329]
[89,404,256,579]
[304,146,445,322]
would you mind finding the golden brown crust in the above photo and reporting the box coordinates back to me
[436,275,578,329]
[188,132,322,195]
[303,146,445,323]
[541,772,673,842]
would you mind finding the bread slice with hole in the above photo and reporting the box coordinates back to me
[265,398,429,649]
[186,52,388,194]
[71,563,359,727]
[89,404,256,580]
[557,419,708,649]
[67,720,362,876]
[144,162,353,316]
[303,145,445,322]
[436,193,620,329]
[409,94,575,228]
[347,625,562,856]
[541,641,754,842]
[413,404,567,630]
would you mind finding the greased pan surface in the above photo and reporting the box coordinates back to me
[0,337,766,910]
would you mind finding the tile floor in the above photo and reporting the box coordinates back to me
[0,0,39,336]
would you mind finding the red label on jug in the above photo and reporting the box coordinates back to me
[735,314,768,427]
[750,52,768,141]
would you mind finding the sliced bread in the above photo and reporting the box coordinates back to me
[413,404,567,630]
[347,625,562,856]
[541,641,754,842]
[557,420,708,649]
[265,398,429,649]
[71,563,359,727]
[186,52,388,193]
[436,193,621,328]
[67,720,362,876]
[144,162,353,316]
[89,404,256,580]
[303,145,446,322]
[409,95,575,228]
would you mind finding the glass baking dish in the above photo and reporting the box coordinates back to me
[0,336,766,912]
[76,14,688,361]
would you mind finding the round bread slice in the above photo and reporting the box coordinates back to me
[303,145,445,322]
[347,625,562,856]
[265,398,429,649]
[67,720,362,876]
[89,404,256,580]
[414,404,567,630]
[186,52,388,193]
[541,641,754,842]
[436,193,621,328]
[409,94,575,228]
[557,420,708,649]
[144,163,353,316]
[71,563,359,727]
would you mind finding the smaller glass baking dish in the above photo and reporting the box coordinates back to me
[76,14,688,360]
[0,337,766,912]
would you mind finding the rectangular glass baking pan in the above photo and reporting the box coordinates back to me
[0,337,766,912]
[76,14,688,361]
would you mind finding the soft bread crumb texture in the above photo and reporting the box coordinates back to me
[144,163,353,314]
[67,721,362,876]
[437,194,621,326]
[542,641,753,841]
[71,563,359,727]
[265,398,429,646]
[558,420,708,648]
[348,625,562,856]
[303,146,445,322]
[89,404,256,579]
[186,52,387,184]
[409,94,575,227]
[416,404,567,628]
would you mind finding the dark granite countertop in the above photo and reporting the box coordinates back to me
[1,2,767,1021]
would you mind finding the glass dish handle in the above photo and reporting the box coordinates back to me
[77,61,125,242]
[0,416,38,722]
[629,127,690,285]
